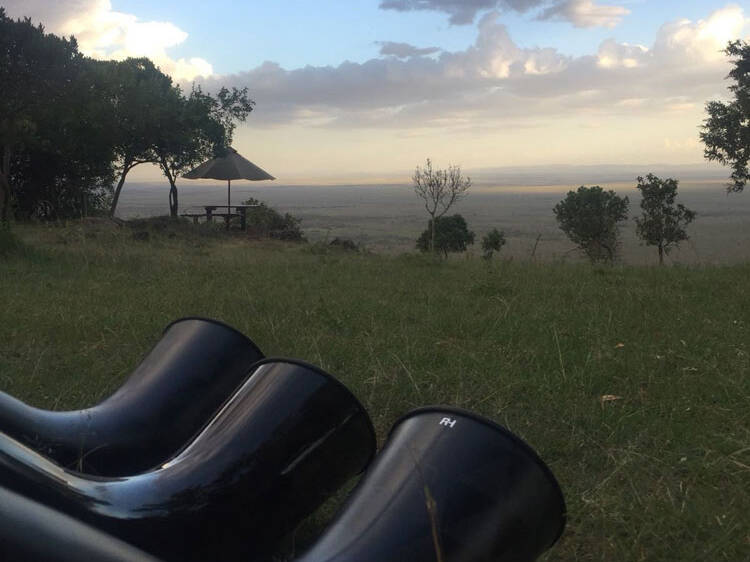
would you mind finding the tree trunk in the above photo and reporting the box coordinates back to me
[0,145,12,227]
[658,244,664,265]
[430,213,436,253]
[110,161,135,218]
[159,158,179,218]
[169,182,178,217]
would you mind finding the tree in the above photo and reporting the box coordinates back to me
[700,40,750,193]
[634,174,696,265]
[154,85,254,217]
[0,9,84,224]
[1,12,117,221]
[412,159,471,252]
[481,228,506,260]
[416,214,475,257]
[553,186,629,263]
[102,58,181,217]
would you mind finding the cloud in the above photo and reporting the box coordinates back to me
[379,0,501,25]
[537,0,629,28]
[196,6,748,131]
[596,39,648,68]
[378,0,629,27]
[378,41,441,58]
[2,0,213,81]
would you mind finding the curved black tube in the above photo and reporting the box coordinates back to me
[0,485,161,562]
[0,359,376,561]
[0,317,264,475]
[297,406,566,562]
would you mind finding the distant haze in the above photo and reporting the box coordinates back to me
[117,176,750,264]
[127,161,732,187]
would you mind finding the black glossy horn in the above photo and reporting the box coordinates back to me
[0,358,376,562]
[297,406,566,562]
[0,485,162,562]
[0,317,263,475]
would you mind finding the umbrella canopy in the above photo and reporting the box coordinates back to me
[184,147,275,207]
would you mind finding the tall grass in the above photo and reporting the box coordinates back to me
[1,220,748,561]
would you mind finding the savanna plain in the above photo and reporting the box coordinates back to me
[1,180,749,561]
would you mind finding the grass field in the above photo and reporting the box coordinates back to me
[1,220,749,561]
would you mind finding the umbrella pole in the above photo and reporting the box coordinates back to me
[226,179,231,231]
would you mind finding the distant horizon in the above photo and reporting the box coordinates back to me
[125,160,733,187]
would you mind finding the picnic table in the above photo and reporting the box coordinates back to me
[181,205,259,230]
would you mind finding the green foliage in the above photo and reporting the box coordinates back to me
[635,174,696,265]
[101,58,181,216]
[553,185,629,263]
[0,9,114,221]
[481,228,506,260]
[242,198,306,241]
[416,214,475,257]
[213,87,256,152]
[700,40,750,192]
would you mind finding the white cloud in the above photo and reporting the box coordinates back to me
[198,6,748,131]
[652,4,747,63]
[596,40,648,68]
[2,0,213,82]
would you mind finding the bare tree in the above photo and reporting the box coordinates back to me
[412,158,471,253]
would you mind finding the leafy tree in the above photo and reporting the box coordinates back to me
[416,214,475,257]
[2,13,117,220]
[0,9,85,224]
[155,85,254,217]
[700,40,750,193]
[102,58,181,217]
[634,174,696,265]
[412,159,471,252]
[481,228,506,260]
[212,87,256,149]
[553,186,629,263]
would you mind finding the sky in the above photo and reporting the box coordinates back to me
[4,0,750,182]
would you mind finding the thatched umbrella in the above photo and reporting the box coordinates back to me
[183,147,275,206]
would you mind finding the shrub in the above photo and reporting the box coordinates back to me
[553,186,629,263]
[481,228,506,260]
[329,237,359,251]
[242,198,306,242]
[416,214,475,258]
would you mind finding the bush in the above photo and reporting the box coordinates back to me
[329,237,359,251]
[481,228,506,260]
[242,198,306,242]
[416,214,475,257]
[553,186,629,263]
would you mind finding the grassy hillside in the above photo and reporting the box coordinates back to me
[1,220,749,561]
